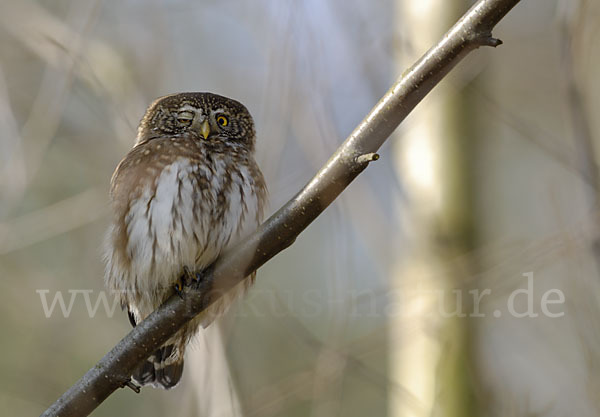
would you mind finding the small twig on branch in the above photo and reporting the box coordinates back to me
[40,0,521,416]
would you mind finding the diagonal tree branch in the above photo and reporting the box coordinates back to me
[40,0,521,416]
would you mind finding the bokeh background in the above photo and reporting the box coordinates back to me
[1,0,600,416]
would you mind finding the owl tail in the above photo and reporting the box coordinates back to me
[132,343,184,389]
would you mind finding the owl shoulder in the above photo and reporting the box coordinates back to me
[109,138,172,202]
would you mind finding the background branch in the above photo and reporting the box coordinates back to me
[40,0,521,416]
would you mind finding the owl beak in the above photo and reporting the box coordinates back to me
[200,119,211,140]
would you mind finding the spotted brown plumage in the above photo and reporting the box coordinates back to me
[104,92,267,389]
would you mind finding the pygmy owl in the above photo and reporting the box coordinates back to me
[104,92,267,389]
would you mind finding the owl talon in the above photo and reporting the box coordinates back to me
[193,272,203,283]
[174,266,199,297]
[173,279,185,299]
[181,266,203,284]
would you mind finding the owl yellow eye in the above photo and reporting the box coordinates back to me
[177,111,194,125]
[216,115,229,127]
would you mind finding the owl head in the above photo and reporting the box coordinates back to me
[136,92,256,151]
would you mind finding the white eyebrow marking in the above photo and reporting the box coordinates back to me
[178,104,199,113]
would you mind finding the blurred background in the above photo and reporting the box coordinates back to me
[1,0,599,416]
